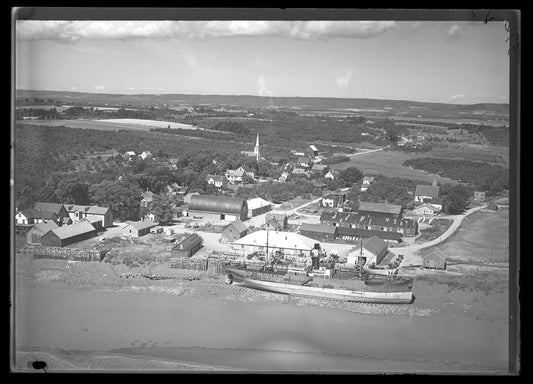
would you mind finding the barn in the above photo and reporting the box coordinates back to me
[422,250,446,270]
[26,221,59,244]
[221,220,248,243]
[299,223,338,241]
[247,197,273,218]
[40,221,97,247]
[188,195,248,222]
[346,236,389,266]
[172,234,203,258]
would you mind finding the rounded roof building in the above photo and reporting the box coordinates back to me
[189,195,248,217]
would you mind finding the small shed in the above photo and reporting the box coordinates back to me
[422,250,446,270]
[124,219,157,237]
[172,234,203,258]
[221,219,248,243]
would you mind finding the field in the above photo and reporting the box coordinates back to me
[19,119,197,132]
[329,150,459,184]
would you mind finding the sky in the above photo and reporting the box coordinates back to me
[15,20,510,104]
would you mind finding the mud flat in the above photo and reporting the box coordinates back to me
[14,285,508,373]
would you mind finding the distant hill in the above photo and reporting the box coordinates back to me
[15,89,509,121]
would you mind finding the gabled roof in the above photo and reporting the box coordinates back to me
[358,201,403,215]
[232,230,317,251]
[247,197,272,210]
[48,221,96,240]
[362,176,375,183]
[64,204,111,215]
[206,174,227,183]
[420,248,447,261]
[22,208,57,220]
[415,185,440,199]
[311,164,327,171]
[299,223,337,235]
[126,219,157,231]
[33,202,65,215]
[29,221,59,236]
[142,191,154,201]
[225,219,248,233]
[309,144,318,152]
[311,179,326,188]
[338,227,403,241]
[414,203,440,211]
[262,218,282,230]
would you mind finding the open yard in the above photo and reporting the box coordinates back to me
[415,218,454,244]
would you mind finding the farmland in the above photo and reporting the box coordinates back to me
[20,119,198,132]
[329,150,459,184]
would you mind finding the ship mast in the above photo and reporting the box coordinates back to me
[265,228,269,270]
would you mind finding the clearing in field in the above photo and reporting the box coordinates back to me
[19,119,198,132]
[96,118,197,130]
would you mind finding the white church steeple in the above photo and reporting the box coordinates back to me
[254,133,260,163]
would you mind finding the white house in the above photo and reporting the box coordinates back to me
[140,151,152,160]
[206,174,227,189]
[225,166,254,185]
[360,176,375,192]
[124,151,136,159]
[324,170,335,180]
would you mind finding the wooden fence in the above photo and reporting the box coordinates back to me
[170,256,227,274]
[19,246,104,262]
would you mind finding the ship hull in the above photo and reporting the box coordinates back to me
[225,268,413,304]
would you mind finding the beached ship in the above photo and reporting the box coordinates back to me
[223,262,413,304]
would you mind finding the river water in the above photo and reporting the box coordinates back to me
[14,285,508,373]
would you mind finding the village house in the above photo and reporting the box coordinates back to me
[80,216,103,232]
[165,183,188,197]
[299,223,338,241]
[225,166,255,185]
[231,230,319,257]
[415,178,440,204]
[140,151,152,160]
[64,204,114,228]
[172,233,203,258]
[474,191,486,202]
[262,218,283,231]
[320,189,349,208]
[123,151,136,160]
[247,197,273,218]
[265,212,288,230]
[188,195,248,222]
[311,179,327,191]
[360,176,375,192]
[310,163,328,174]
[205,175,227,190]
[40,221,97,248]
[297,157,312,169]
[346,236,390,267]
[421,249,447,270]
[26,220,59,244]
[324,170,335,180]
[413,203,440,216]
[33,202,70,224]
[140,191,155,209]
[309,144,319,157]
[15,208,55,226]
[221,219,248,243]
[292,167,310,177]
[278,171,289,183]
[124,219,157,237]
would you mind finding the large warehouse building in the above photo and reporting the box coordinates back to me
[188,195,248,222]
[230,230,319,257]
